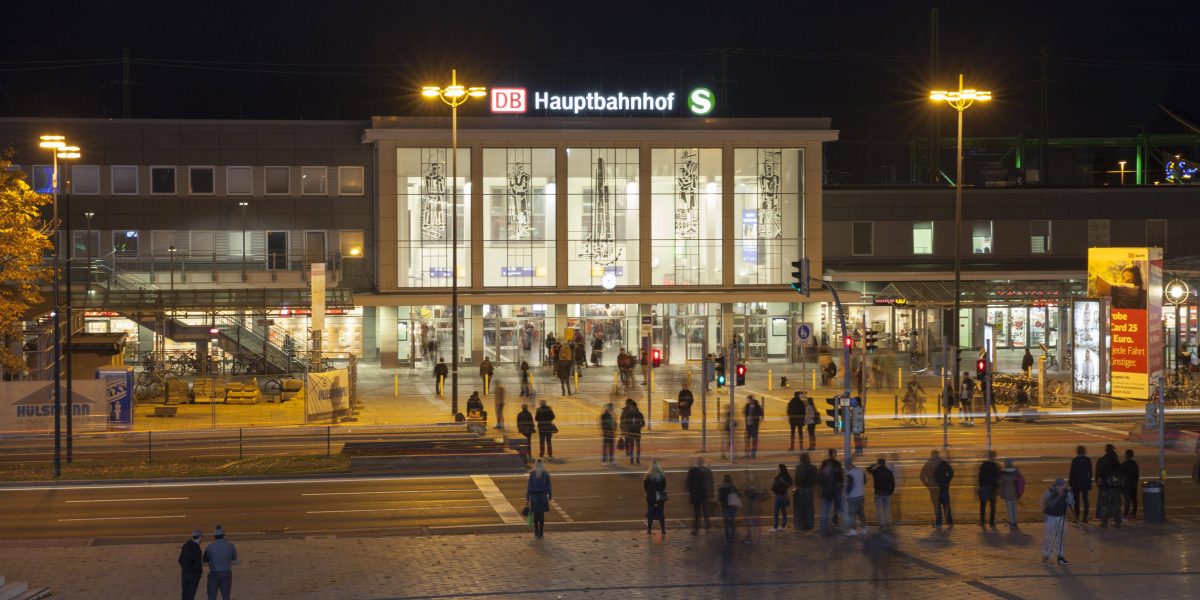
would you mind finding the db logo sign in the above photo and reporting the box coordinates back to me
[491,88,526,113]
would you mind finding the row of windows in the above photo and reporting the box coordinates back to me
[27,165,365,196]
[70,229,364,262]
[850,218,1169,256]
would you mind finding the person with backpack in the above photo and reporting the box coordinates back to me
[1041,478,1074,565]
[978,450,1000,527]
[794,452,818,530]
[998,458,1025,528]
[818,449,844,536]
[619,399,645,464]
[743,396,764,458]
[717,474,741,543]
[1121,449,1140,519]
[599,403,617,464]
[686,457,715,534]
[787,392,805,451]
[1068,445,1093,523]
[867,457,896,529]
[770,464,793,532]
[1095,444,1123,527]
[921,449,954,528]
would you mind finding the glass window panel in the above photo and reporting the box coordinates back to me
[189,167,214,194]
[151,167,176,194]
[483,148,556,287]
[972,221,993,254]
[301,166,327,195]
[567,148,639,287]
[1030,306,1047,348]
[913,221,933,254]
[72,165,100,195]
[650,148,722,286]
[733,148,803,285]
[113,230,138,256]
[338,166,364,195]
[32,165,54,193]
[396,147,471,288]
[1031,220,1051,253]
[111,166,138,194]
[988,307,1008,346]
[227,166,252,194]
[1010,307,1027,348]
[340,230,364,258]
[265,166,290,194]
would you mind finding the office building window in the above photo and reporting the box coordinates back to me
[339,230,364,259]
[913,221,933,254]
[1087,219,1110,247]
[650,148,722,286]
[1147,219,1167,249]
[111,166,138,195]
[338,166,364,195]
[1031,220,1051,253]
[113,230,139,256]
[852,222,874,255]
[396,147,471,287]
[151,167,176,194]
[227,166,253,195]
[567,147,640,287]
[483,148,556,287]
[972,221,993,254]
[72,165,100,195]
[189,167,214,194]
[265,166,290,194]
[31,165,54,193]
[71,230,100,258]
[301,166,327,195]
[733,148,803,285]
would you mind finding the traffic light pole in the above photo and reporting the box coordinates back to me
[727,343,737,463]
[984,341,993,453]
[811,278,853,464]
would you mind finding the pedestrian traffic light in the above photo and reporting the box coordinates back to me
[790,258,810,296]
[864,330,879,353]
[717,372,726,387]
[651,348,662,368]
[736,363,746,386]
[825,397,841,431]
[844,335,854,350]
[851,402,865,434]
[976,357,987,379]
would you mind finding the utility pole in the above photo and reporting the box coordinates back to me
[928,8,941,183]
[715,47,736,118]
[1037,48,1049,183]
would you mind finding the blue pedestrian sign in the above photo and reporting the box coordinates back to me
[796,323,815,347]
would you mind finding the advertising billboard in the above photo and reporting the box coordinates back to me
[1,380,108,432]
[1072,299,1108,395]
[305,368,349,422]
[1087,247,1163,399]
[97,367,135,429]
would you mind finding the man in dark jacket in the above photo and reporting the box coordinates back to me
[685,457,715,533]
[433,358,448,396]
[743,396,764,458]
[818,449,844,535]
[535,400,556,458]
[599,403,617,464]
[1095,444,1123,527]
[793,452,819,530]
[921,449,954,528]
[1021,348,1035,377]
[1068,445,1093,523]
[479,358,495,394]
[178,528,203,600]
[677,384,694,430]
[1120,449,1140,519]
[787,392,805,451]
[978,450,1000,527]
[867,457,896,529]
[516,404,536,463]
[619,399,645,464]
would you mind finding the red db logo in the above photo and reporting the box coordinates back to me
[491,88,526,113]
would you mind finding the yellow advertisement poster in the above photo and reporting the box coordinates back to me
[1087,247,1163,399]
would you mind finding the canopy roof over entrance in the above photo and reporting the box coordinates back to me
[874,280,1086,307]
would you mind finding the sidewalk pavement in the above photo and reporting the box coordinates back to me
[2,517,1195,598]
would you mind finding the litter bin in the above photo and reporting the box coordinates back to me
[1143,480,1165,523]
[662,399,679,423]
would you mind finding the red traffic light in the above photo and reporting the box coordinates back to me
[651,348,662,368]
[844,335,853,349]
[977,359,987,373]
[736,364,746,376]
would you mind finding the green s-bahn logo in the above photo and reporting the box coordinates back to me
[688,87,715,116]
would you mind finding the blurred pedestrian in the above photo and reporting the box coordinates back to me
[1121,449,1140,519]
[677,383,694,430]
[479,357,495,395]
[867,457,895,529]
[556,354,573,395]
[1096,444,1123,527]
[535,400,556,458]
[526,459,552,539]
[686,457,714,533]
[620,399,645,464]
[794,452,818,530]
[1022,348,1035,378]
[921,449,954,528]
[718,474,741,543]
[741,469,764,543]
[959,372,976,424]
[574,338,587,375]
[743,396,764,458]
[433,357,448,396]
[599,403,617,464]
[1041,478,1073,565]
[787,391,805,451]
[804,395,819,450]
[998,458,1025,528]
[770,464,793,531]
[978,450,1000,527]
[178,528,203,600]
[493,384,506,430]
[516,404,535,463]
[844,459,868,536]
[818,449,844,536]
[1068,445,1092,523]
[644,460,668,535]
[519,360,532,396]
[202,525,237,600]
[466,391,484,419]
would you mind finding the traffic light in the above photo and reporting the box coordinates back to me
[825,397,841,431]
[844,335,854,351]
[716,372,726,387]
[736,363,746,386]
[790,258,810,296]
[976,357,987,379]
[864,330,879,353]
[851,400,865,434]
[651,348,662,368]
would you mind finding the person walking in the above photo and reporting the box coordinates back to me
[686,457,714,534]
[526,459,552,539]
[867,457,896,530]
[978,450,1000,527]
[544,332,556,366]
[516,404,535,464]
[1121,449,1140,519]
[998,458,1025,528]
[591,332,604,366]
[1068,445,1093,523]
[818,449,844,536]
[717,474,742,543]
[493,384,506,430]
[178,529,203,600]
[743,396,764,458]
[959,373,976,424]
[677,383,694,430]
[844,459,868,537]
[620,399,645,464]
[804,395,819,450]
[574,338,587,376]
[479,357,495,395]
[433,357,448,396]
[644,460,669,535]
[787,392,805,451]
[1041,478,1073,565]
[1021,348,1035,378]
[599,403,617,464]
[793,452,818,530]
[921,449,954,528]
[741,469,764,543]
[202,525,237,600]
[1095,444,1123,527]
[770,464,793,532]
[556,353,573,396]
[535,400,556,459]
[519,360,532,397]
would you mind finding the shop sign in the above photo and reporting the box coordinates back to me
[501,266,535,277]
[872,298,909,306]
[430,267,452,278]
[490,87,714,116]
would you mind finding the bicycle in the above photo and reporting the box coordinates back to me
[901,397,928,426]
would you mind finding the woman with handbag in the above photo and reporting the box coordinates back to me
[526,459,552,539]
[717,474,741,543]
[644,460,668,535]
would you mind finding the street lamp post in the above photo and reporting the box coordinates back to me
[930,75,991,406]
[84,212,95,282]
[238,201,249,281]
[60,146,80,462]
[422,70,486,416]
[168,246,177,292]
[1166,277,1190,375]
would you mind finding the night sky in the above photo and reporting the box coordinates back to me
[3,1,1198,144]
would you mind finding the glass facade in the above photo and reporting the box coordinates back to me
[650,148,722,285]
[396,147,471,287]
[482,148,556,287]
[567,148,640,287]
[733,148,803,285]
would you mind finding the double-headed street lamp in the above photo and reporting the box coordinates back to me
[930,75,991,405]
[39,135,81,475]
[421,70,486,416]
[1166,277,1190,375]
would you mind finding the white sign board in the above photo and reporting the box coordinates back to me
[305,368,349,421]
[0,380,108,432]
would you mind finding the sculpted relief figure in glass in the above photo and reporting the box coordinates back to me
[507,162,532,240]
[759,150,782,239]
[675,150,699,239]
[420,150,448,240]
[581,157,621,266]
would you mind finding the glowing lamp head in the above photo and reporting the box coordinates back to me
[929,91,948,101]
[349,247,362,257]
[444,85,466,98]
[467,86,487,98]
[421,86,442,97]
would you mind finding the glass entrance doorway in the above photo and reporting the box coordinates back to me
[483,305,545,365]
[410,306,468,367]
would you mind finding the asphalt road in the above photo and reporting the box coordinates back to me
[2,419,1197,543]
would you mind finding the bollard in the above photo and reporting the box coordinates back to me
[394,374,399,398]
[897,368,903,390]
[768,369,773,391]
[650,371,655,393]
[484,374,490,396]
[894,394,899,419]
[812,369,818,389]
[613,370,619,394]
[574,370,579,393]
